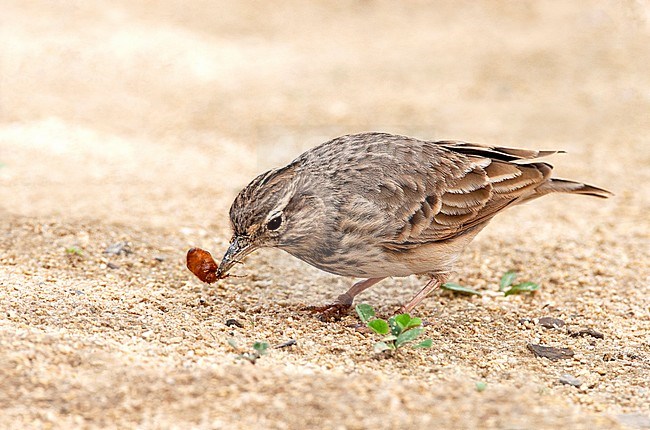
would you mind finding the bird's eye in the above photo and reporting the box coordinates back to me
[267,215,282,231]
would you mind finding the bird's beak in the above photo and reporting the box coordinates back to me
[217,236,255,277]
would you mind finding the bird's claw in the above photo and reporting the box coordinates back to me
[304,303,352,322]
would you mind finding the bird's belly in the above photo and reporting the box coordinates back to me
[281,246,408,278]
[283,246,439,279]
[281,227,479,278]
[384,230,482,276]
[307,258,414,278]
[385,242,463,276]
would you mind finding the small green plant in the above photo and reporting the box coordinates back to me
[65,246,83,256]
[475,381,488,392]
[355,304,432,353]
[228,339,269,364]
[499,271,539,296]
[441,282,482,295]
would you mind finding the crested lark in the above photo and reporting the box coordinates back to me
[216,132,611,318]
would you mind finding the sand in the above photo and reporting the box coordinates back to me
[1,1,649,428]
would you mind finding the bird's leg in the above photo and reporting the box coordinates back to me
[398,273,447,314]
[306,277,385,321]
[338,277,385,305]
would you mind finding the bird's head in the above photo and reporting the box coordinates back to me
[217,162,326,276]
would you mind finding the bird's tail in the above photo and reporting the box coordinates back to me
[532,178,612,199]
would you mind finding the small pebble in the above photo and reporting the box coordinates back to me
[275,339,297,349]
[528,343,575,361]
[538,317,565,329]
[104,242,131,255]
[569,328,604,339]
[559,373,582,388]
[225,318,244,328]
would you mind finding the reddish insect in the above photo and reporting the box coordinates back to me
[186,247,228,283]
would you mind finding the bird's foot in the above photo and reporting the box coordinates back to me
[305,293,354,322]
[304,302,352,322]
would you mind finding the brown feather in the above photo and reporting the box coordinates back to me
[532,178,613,199]
[441,187,492,208]
[446,169,489,193]
[485,160,523,183]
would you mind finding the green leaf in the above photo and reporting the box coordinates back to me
[394,314,411,330]
[395,327,424,349]
[404,317,422,330]
[368,319,390,335]
[413,338,433,349]
[475,381,488,392]
[382,335,397,342]
[499,271,518,291]
[388,316,402,336]
[441,282,482,296]
[504,281,539,296]
[227,338,239,349]
[65,246,83,256]
[253,342,269,355]
[355,303,375,323]
[374,341,392,353]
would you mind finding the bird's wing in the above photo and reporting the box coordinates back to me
[372,139,556,250]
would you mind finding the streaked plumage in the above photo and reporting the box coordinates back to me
[218,132,611,318]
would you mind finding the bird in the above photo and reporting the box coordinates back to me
[216,132,611,319]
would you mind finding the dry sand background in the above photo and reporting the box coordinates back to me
[1,1,649,428]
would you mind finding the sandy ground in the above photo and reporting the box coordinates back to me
[1,1,650,428]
